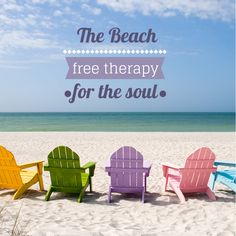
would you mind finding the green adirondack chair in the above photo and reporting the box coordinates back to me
[44,146,96,202]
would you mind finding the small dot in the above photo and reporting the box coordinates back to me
[65,90,71,97]
[149,50,153,54]
[160,90,166,97]
[104,50,108,54]
[67,50,71,54]
[140,50,144,54]
[136,50,140,54]
[77,50,81,54]
[127,50,130,54]
[86,50,90,54]
[108,50,113,54]
[91,50,94,54]
[163,50,167,54]
[72,50,76,54]
[131,50,135,54]
[95,50,99,54]
[159,50,163,54]
[63,49,67,54]
[122,50,126,54]
[154,50,158,54]
[145,50,149,54]
[118,50,121,54]
[113,50,117,54]
[81,50,85,54]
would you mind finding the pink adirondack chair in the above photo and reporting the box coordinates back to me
[162,147,217,203]
[105,146,151,203]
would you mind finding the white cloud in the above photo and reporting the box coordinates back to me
[81,3,102,15]
[97,0,234,22]
[53,10,63,17]
[31,0,58,5]
[3,3,23,11]
[0,59,44,69]
[107,20,119,27]
[0,1,85,57]
[0,53,62,69]
[0,0,104,70]
[0,30,59,52]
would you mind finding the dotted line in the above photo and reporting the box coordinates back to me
[63,49,167,55]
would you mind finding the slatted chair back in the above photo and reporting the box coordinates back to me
[109,146,146,188]
[180,147,216,191]
[0,145,22,188]
[47,146,83,189]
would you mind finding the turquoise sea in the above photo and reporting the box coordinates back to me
[0,112,234,132]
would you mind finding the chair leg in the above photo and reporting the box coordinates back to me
[171,183,185,203]
[163,177,168,192]
[78,187,86,203]
[175,188,185,203]
[89,177,92,192]
[37,162,44,191]
[13,185,28,200]
[144,176,147,192]
[141,189,145,203]
[38,174,44,191]
[208,173,217,190]
[108,187,112,203]
[45,186,53,201]
[206,187,216,201]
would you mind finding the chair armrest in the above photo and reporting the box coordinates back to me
[162,162,180,178]
[81,162,96,176]
[19,161,44,176]
[19,161,44,170]
[143,162,152,176]
[105,166,111,176]
[143,161,151,169]
[161,162,180,170]
[214,161,236,168]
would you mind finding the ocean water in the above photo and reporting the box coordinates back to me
[0,112,234,132]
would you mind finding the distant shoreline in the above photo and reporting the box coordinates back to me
[0,112,234,132]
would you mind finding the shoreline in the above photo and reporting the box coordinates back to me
[0,113,234,132]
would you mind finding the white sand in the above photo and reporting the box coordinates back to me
[0,132,235,236]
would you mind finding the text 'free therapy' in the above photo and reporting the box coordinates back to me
[72,62,159,78]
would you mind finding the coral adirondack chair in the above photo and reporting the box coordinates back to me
[209,161,236,192]
[162,147,217,203]
[44,146,96,202]
[0,145,44,199]
[105,146,151,203]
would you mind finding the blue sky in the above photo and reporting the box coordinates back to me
[0,0,235,112]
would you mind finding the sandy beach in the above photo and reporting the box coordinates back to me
[0,132,235,236]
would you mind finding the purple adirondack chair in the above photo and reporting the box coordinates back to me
[105,146,151,203]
